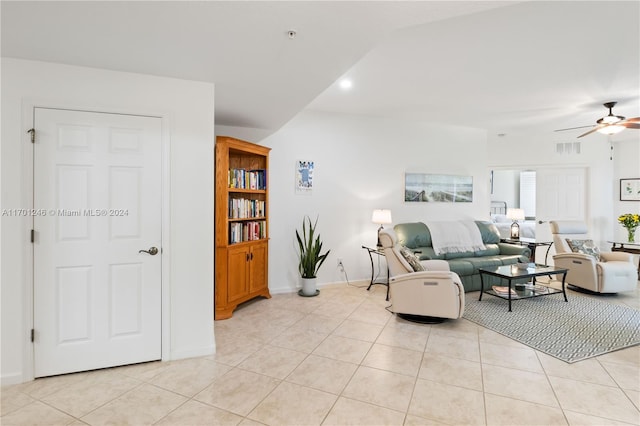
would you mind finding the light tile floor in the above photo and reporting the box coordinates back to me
[2,282,639,425]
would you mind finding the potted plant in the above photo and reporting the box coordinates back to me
[296,216,330,296]
[618,213,640,243]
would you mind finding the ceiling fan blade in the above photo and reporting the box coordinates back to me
[624,117,640,123]
[577,126,603,138]
[554,125,594,132]
[622,122,640,129]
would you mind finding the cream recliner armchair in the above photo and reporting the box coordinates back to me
[379,229,465,321]
[550,221,637,293]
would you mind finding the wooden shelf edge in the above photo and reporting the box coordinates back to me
[228,188,267,194]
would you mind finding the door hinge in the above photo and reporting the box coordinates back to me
[31,229,35,243]
[27,128,35,143]
[30,329,34,342]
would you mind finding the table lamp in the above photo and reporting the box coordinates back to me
[507,208,525,240]
[372,209,392,248]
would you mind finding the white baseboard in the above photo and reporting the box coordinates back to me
[269,279,370,295]
[170,344,215,361]
[1,371,26,386]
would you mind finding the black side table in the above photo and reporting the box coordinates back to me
[362,245,389,301]
[501,237,553,264]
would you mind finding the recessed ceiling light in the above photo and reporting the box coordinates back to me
[339,79,353,90]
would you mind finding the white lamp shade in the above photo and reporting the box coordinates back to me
[372,209,392,225]
[506,208,525,221]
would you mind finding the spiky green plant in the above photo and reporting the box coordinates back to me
[296,216,330,278]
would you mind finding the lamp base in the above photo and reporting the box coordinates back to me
[510,221,520,240]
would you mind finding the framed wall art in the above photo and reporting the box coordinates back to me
[620,178,640,201]
[296,160,314,193]
[405,173,473,202]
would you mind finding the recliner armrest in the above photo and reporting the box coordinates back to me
[600,252,635,263]
[553,252,596,263]
[390,271,457,282]
[389,271,465,319]
[421,259,450,271]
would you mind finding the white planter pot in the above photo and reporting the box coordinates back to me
[300,277,318,296]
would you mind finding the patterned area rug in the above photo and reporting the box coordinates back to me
[463,291,640,363]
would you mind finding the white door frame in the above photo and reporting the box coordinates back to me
[489,163,590,221]
[488,163,590,261]
[21,100,171,382]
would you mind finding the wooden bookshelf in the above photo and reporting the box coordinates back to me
[215,136,271,319]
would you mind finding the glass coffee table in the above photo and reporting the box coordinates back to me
[479,264,568,312]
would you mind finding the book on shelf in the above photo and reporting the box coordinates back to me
[228,198,265,219]
[228,169,266,190]
[229,220,266,244]
[492,285,518,297]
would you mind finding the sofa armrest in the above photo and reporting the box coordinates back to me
[498,243,530,257]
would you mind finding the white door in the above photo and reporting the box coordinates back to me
[535,167,587,260]
[33,108,162,378]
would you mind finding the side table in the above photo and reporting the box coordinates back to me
[501,237,553,264]
[362,245,389,301]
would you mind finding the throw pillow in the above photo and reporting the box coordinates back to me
[566,239,601,261]
[399,246,425,272]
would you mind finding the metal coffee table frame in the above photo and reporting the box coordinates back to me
[479,264,568,312]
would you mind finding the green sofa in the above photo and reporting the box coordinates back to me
[394,221,531,292]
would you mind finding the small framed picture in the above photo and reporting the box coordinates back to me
[620,178,640,201]
[296,160,314,193]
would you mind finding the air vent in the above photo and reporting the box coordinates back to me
[556,142,581,155]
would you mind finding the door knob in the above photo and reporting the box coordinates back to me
[139,247,159,255]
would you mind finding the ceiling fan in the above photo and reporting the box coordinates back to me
[555,101,640,138]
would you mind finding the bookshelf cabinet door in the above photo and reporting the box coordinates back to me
[249,242,268,294]
[227,246,249,303]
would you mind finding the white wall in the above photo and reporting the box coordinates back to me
[1,59,215,384]
[488,130,640,249]
[216,124,273,145]
[613,139,640,242]
[491,170,520,209]
[260,110,489,294]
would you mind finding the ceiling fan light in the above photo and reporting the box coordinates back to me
[599,115,624,125]
[597,124,625,135]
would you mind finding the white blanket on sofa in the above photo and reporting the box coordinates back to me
[426,220,486,255]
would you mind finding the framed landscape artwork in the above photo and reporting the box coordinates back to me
[620,178,640,201]
[405,173,473,202]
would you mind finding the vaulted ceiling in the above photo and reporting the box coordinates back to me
[2,1,639,139]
